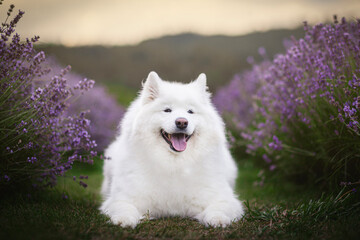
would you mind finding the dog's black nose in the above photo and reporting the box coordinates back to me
[175,117,188,129]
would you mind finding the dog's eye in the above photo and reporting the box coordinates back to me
[188,110,194,114]
[164,108,172,113]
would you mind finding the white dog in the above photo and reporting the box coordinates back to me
[100,72,244,228]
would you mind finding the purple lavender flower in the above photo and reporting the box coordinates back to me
[215,16,360,186]
[40,58,125,151]
[62,193,68,200]
[0,5,98,190]
[213,60,271,130]
[262,154,272,164]
[4,175,10,182]
[79,181,88,188]
[268,135,283,151]
[269,165,277,171]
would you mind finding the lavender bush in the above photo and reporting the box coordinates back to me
[41,59,125,151]
[0,4,97,190]
[215,16,360,187]
[214,56,271,132]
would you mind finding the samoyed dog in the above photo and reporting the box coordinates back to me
[100,72,244,228]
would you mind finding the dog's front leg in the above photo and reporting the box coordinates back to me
[195,197,244,228]
[100,197,141,228]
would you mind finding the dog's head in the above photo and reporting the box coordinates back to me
[135,71,216,154]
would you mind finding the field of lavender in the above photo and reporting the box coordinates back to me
[0,5,125,192]
[214,16,360,189]
[1,2,359,239]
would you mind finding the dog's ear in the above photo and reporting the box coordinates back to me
[193,73,210,99]
[142,71,161,103]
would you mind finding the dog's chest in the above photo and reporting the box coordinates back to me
[138,170,207,216]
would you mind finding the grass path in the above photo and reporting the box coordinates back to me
[1,160,359,240]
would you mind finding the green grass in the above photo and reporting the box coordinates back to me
[104,83,138,106]
[0,159,359,240]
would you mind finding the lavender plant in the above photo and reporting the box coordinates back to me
[0,4,97,191]
[216,16,360,187]
[213,57,271,139]
[41,58,125,151]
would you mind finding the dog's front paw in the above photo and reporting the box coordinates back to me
[100,199,141,228]
[201,212,231,228]
[110,214,140,228]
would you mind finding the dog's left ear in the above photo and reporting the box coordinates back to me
[193,73,210,97]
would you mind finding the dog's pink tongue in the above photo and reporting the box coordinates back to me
[171,134,187,152]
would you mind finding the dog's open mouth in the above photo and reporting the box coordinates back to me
[161,129,192,152]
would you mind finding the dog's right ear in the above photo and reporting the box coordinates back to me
[141,71,161,104]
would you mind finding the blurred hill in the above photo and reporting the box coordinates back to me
[37,28,304,94]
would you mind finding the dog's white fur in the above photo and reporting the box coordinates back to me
[100,72,244,228]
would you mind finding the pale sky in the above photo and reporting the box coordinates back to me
[3,0,360,46]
